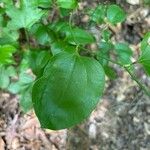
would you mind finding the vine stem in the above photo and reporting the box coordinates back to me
[103,56,150,97]
[124,66,150,97]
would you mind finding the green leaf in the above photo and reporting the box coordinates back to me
[0,45,16,64]
[97,41,113,66]
[115,43,132,65]
[99,41,113,54]
[0,65,16,89]
[51,24,95,45]
[57,0,77,9]
[0,0,13,7]
[6,66,17,77]
[6,0,45,30]
[101,29,112,42]
[107,5,126,24]
[65,27,95,45]
[20,83,33,113]
[59,8,72,17]
[51,41,76,55]
[32,52,105,130]
[104,66,117,79]
[8,82,21,94]
[141,32,150,51]
[144,0,150,5]
[30,24,55,45]
[89,5,106,24]
[138,32,150,75]
[0,65,10,89]
[97,52,110,67]
[49,21,94,46]
[0,27,19,45]
[34,0,52,8]
[28,50,51,77]
[8,72,34,112]
[49,21,69,33]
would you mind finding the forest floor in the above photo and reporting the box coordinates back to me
[0,0,150,150]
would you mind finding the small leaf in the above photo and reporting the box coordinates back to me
[9,72,34,112]
[115,43,132,65]
[34,0,52,8]
[8,82,21,94]
[97,53,109,66]
[141,32,150,51]
[0,28,19,45]
[89,5,106,24]
[97,41,113,66]
[32,52,105,130]
[49,21,69,33]
[107,5,126,24]
[101,29,112,42]
[138,32,150,75]
[6,66,17,77]
[0,45,16,64]
[30,24,55,45]
[57,0,77,9]
[104,66,117,79]
[28,50,51,77]
[65,27,95,45]
[20,83,33,113]
[59,8,72,17]
[0,65,10,89]
[49,22,95,45]
[51,41,76,55]
[99,41,113,54]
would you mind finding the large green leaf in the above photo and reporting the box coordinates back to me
[0,45,16,64]
[32,52,105,129]
[6,0,45,30]
[138,32,150,75]
[57,0,77,9]
[107,5,126,24]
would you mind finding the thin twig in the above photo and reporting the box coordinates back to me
[124,66,150,97]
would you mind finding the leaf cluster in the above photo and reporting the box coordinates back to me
[0,0,149,130]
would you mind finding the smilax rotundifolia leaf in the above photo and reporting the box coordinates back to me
[32,52,105,130]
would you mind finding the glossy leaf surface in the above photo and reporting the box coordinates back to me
[32,52,105,130]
